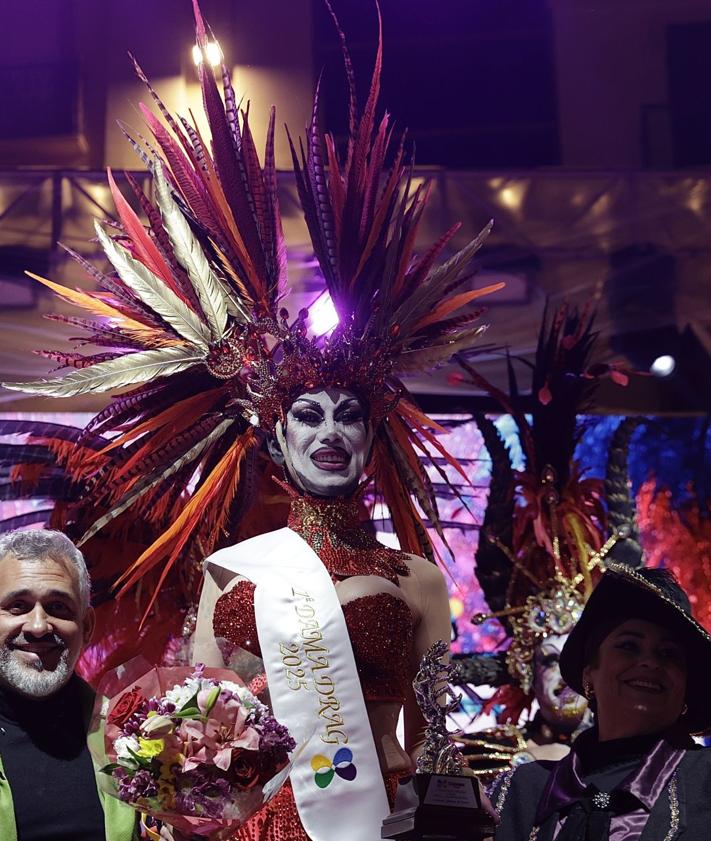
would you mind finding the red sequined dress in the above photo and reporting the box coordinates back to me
[213,490,415,841]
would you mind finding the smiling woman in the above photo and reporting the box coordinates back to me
[491,565,711,841]
[582,619,688,741]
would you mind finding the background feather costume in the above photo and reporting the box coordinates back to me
[452,305,641,780]
[0,1,499,682]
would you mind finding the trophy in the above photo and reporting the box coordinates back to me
[381,641,496,840]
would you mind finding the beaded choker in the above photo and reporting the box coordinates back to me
[281,481,411,584]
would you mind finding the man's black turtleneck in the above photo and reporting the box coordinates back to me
[0,674,106,841]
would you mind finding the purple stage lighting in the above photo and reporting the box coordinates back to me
[309,292,339,335]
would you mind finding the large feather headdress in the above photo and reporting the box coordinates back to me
[457,305,636,717]
[2,1,497,632]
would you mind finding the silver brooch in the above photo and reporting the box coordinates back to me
[592,791,612,809]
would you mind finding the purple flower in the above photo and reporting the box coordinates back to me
[113,767,159,803]
[174,766,231,818]
[120,697,176,736]
[258,715,296,762]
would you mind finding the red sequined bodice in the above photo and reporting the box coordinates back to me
[213,491,415,703]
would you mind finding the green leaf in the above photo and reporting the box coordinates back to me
[179,691,200,712]
[173,707,202,718]
[99,763,121,775]
[127,746,153,769]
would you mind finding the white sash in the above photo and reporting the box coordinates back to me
[205,528,390,841]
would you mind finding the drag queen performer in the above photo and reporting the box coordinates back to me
[192,386,455,840]
[2,3,499,839]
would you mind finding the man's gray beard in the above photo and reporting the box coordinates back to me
[0,641,72,698]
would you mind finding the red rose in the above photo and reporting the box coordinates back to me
[231,750,260,790]
[108,687,146,728]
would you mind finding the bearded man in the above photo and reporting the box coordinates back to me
[0,529,138,841]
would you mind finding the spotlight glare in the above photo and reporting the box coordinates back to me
[309,293,339,335]
[192,41,222,68]
[650,354,676,377]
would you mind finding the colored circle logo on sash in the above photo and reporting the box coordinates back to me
[311,748,357,788]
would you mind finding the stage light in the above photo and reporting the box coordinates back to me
[192,42,221,68]
[498,185,523,211]
[650,354,676,377]
[309,292,339,335]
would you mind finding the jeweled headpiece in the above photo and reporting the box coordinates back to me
[1,2,496,649]
[472,470,625,694]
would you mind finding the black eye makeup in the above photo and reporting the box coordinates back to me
[539,653,560,668]
[289,398,365,426]
[291,407,324,424]
[336,405,365,423]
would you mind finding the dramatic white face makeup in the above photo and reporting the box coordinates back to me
[533,634,588,730]
[270,387,371,497]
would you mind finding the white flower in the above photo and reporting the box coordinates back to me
[140,714,174,737]
[114,735,140,768]
[220,680,267,715]
[198,677,219,694]
[220,679,248,698]
[165,677,201,709]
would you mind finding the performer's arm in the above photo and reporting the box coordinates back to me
[402,556,452,763]
[192,569,226,667]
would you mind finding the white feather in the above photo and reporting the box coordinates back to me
[95,221,211,349]
[153,163,233,336]
[2,345,203,398]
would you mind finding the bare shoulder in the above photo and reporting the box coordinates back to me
[398,554,449,625]
[402,553,448,591]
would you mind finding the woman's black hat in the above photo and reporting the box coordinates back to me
[559,561,711,734]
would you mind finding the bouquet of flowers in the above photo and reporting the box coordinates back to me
[90,659,296,837]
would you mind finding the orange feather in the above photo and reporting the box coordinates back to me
[397,401,471,484]
[183,110,267,305]
[94,386,226,458]
[115,429,256,615]
[413,282,505,331]
[392,183,431,299]
[353,144,405,283]
[109,397,225,484]
[372,436,421,556]
[26,272,159,341]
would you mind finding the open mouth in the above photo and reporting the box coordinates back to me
[554,685,579,703]
[311,447,350,472]
[624,678,665,694]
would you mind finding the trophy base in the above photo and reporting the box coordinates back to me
[381,774,495,840]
